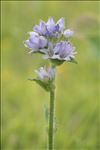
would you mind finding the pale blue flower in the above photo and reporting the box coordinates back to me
[63,29,74,38]
[57,18,65,31]
[25,32,47,53]
[34,21,47,36]
[35,67,55,82]
[33,17,65,37]
[24,17,77,64]
[44,41,77,61]
[46,17,56,33]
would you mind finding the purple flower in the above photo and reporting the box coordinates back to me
[46,17,56,33]
[33,17,65,37]
[35,67,55,82]
[46,17,64,37]
[44,41,77,61]
[24,32,47,53]
[24,17,77,64]
[63,29,74,38]
[34,21,47,36]
[56,18,65,31]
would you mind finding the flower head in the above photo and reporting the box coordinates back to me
[46,17,64,37]
[33,17,64,37]
[44,41,77,61]
[35,67,55,82]
[25,17,77,65]
[29,67,56,91]
[24,32,47,53]
[34,21,47,36]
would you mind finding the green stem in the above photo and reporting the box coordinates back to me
[48,88,55,150]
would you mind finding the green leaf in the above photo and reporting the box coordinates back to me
[50,59,65,66]
[28,78,53,92]
[50,58,78,66]
[33,79,51,92]
[68,57,78,64]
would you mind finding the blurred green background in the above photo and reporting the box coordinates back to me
[1,1,99,150]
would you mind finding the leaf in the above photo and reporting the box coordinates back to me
[28,78,51,92]
[50,59,65,66]
[34,79,51,92]
[50,58,78,66]
[68,57,78,64]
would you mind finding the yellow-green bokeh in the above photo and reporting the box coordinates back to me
[2,1,99,149]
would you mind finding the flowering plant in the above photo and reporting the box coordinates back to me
[24,17,77,150]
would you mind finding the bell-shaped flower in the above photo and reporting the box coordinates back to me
[24,32,47,53]
[34,21,47,36]
[46,17,64,37]
[43,41,77,62]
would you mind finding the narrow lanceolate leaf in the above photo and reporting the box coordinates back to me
[68,57,78,64]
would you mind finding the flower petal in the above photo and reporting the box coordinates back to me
[47,17,55,32]
[57,18,65,31]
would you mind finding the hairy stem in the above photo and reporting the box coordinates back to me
[48,88,55,150]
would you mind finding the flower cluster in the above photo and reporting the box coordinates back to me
[35,67,55,82]
[29,67,56,91]
[24,17,77,65]
[25,17,77,91]
[33,17,64,37]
